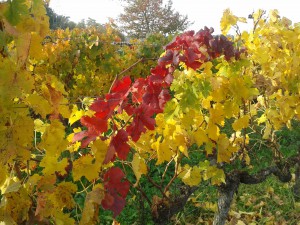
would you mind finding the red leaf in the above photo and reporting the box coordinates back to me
[130,78,147,103]
[158,50,173,66]
[104,129,130,163]
[165,73,174,85]
[101,192,114,209]
[151,65,168,77]
[72,131,88,142]
[158,89,171,109]
[103,167,130,197]
[81,135,98,148]
[165,30,195,50]
[143,82,170,112]
[113,129,130,160]
[89,76,131,121]
[104,144,116,164]
[127,104,156,142]
[102,167,130,217]
[81,116,107,134]
[90,98,119,120]
[194,26,214,46]
[143,83,162,110]
[110,76,131,94]
[158,50,180,67]
[76,116,108,147]
[123,101,136,116]
[101,191,126,217]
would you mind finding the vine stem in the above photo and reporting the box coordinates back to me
[108,57,157,93]
[146,174,169,200]
[164,154,182,193]
[119,160,152,206]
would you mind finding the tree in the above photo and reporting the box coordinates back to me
[45,4,76,29]
[118,0,191,38]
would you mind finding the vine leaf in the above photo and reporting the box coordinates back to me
[80,184,104,225]
[101,168,130,217]
[132,153,147,186]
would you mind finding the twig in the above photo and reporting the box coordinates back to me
[252,10,266,33]
[146,174,169,200]
[161,156,175,185]
[136,184,152,206]
[117,161,152,205]
[79,179,89,194]
[108,57,157,93]
[164,154,182,193]
[108,58,144,93]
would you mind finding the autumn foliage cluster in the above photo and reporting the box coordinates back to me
[0,1,300,224]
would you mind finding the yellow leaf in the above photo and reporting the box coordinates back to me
[91,138,108,165]
[34,119,49,134]
[26,94,52,118]
[29,32,44,60]
[132,154,147,186]
[0,166,7,187]
[238,17,247,23]
[210,103,224,126]
[200,61,213,75]
[269,9,280,23]
[263,122,272,139]
[232,115,250,131]
[223,101,239,118]
[85,109,96,117]
[67,141,81,153]
[253,9,265,21]
[54,212,75,225]
[0,178,21,194]
[58,103,71,119]
[207,122,219,141]
[217,134,231,163]
[69,105,84,125]
[205,166,225,185]
[80,184,104,225]
[72,155,100,181]
[53,182,77,209]
[152,137,173,165]
[202,96,213,109]
[179,165,201,186]
[257,114,267,125]
[236,220,246,225]
[2,186,31,223]
[220,9,238,35]
[38,120,68,155]
[82,97,94,107]
[193,128,208,146]
[40,156,68,176]
[16,33,31,67]
[129,130,155,155]
[10,116,34,160]
[205,141,215,155]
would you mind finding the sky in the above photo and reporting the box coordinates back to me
[49,0,300,34]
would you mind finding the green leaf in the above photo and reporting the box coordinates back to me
[199,79,211,98]
[164,99,180,122]
[4,0,28,26]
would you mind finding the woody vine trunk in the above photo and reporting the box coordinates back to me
[213,153,299,225]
